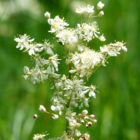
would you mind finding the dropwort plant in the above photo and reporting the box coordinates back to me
[14,1,127,140]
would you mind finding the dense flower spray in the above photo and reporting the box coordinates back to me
[15,1,127,140]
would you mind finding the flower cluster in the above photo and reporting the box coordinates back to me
[15,1,127,140]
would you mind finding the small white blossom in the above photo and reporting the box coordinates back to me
[75,129,81,137]
[33,134,48,140]
[56,29,78,46]
[76,6,85,14]
[14,34,34,50]
[68,118,81,130]
[26,43,43,55]
[48,16,69,33]
[51,104,64,115]
[85,5,94,14]
[97,1,105,10]
[99,34,106,41]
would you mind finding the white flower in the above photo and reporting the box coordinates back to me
[75,129,81,137]
[77,22,100,42]
[68,118,81,130]
[48,16,69,33]
[71,48,104,78]
[100,42,127,56]
[83,133,90,139]
[14,34,34,50]
[85,5,94,14]
[44,11,50,19]
[39,105,46,112]
[65,109,76,118]
[28,65,48,84]
[99,34,106,41]
[97,1,105,10]
[76,6,85,14]
[43,41,54,55]
[51,104,64,115]
[89,90,96,98]
[48,54,60,71]
[56,29,78,46]
[33,134,48,140]
[98,11,104,17]
[110,41,127,52]
[26,43,43,55]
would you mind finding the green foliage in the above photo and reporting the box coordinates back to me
[0,0,140,140]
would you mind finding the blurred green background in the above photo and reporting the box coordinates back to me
[0,0,140,140]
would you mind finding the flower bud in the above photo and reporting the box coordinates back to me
[94,119,97,124]
[33,114,38,119]
[88,122,92,126]
[81,120,85,124]
[44,12,50,19]
[39,105,46,112]
[84,116,89,120]
[86,124,89,128]
[98,11,104,17]
[78,113,82,117]
[82,110,88,115]
[97,1,105,10]
[52,114,59,119]
[90,114,95,119]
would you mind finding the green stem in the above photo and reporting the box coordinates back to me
[93,55,110,73]
[69,63,72,79]
[81,14,83,24]
[64,45,68,58]
[85,14,90,23]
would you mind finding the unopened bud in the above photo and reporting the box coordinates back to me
[84,116,89,120]
[90,114,95,119]
[88,122,92,126]
[52,114,59,119]
[94,119,97,124]
[33,114,38,119]
[82,110,88,115]
[78,113,82,117]
[98,11,104,17]
[81,120,85,124]
[39,105,46,112]
[44,12,50,19]
[86,124,89,128]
